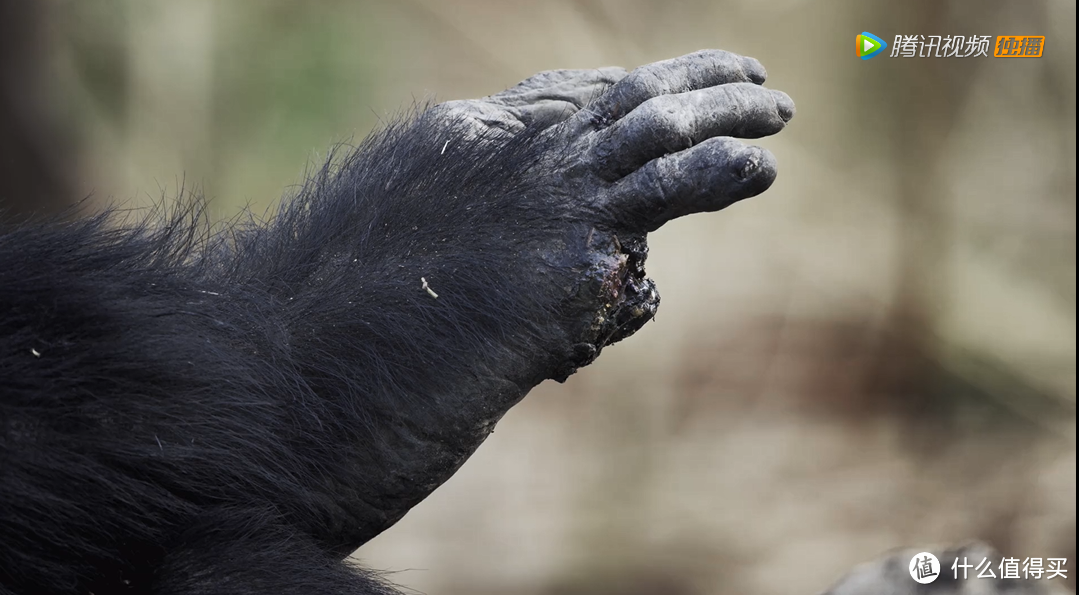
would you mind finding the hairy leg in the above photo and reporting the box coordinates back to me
[153,513,400,595]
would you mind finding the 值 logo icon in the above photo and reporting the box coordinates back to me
[857,32,887,60]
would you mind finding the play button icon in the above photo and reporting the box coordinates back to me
[857,32,887,60]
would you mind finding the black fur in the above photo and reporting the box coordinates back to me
[1,49,795,594]
[0,111,572,595]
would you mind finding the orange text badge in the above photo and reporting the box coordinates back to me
[994,36,1045,57]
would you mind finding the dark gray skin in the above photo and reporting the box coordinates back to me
[345,50,794,547]
[437,52,792,232]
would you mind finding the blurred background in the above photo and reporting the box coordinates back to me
[1,1,1074,593]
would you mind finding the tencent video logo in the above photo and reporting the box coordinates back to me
[857,32,887,59]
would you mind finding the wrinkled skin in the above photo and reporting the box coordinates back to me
[433,50,793,376]
[0,50,794,595]
[441,51,792,232]
[356,49,795,537]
